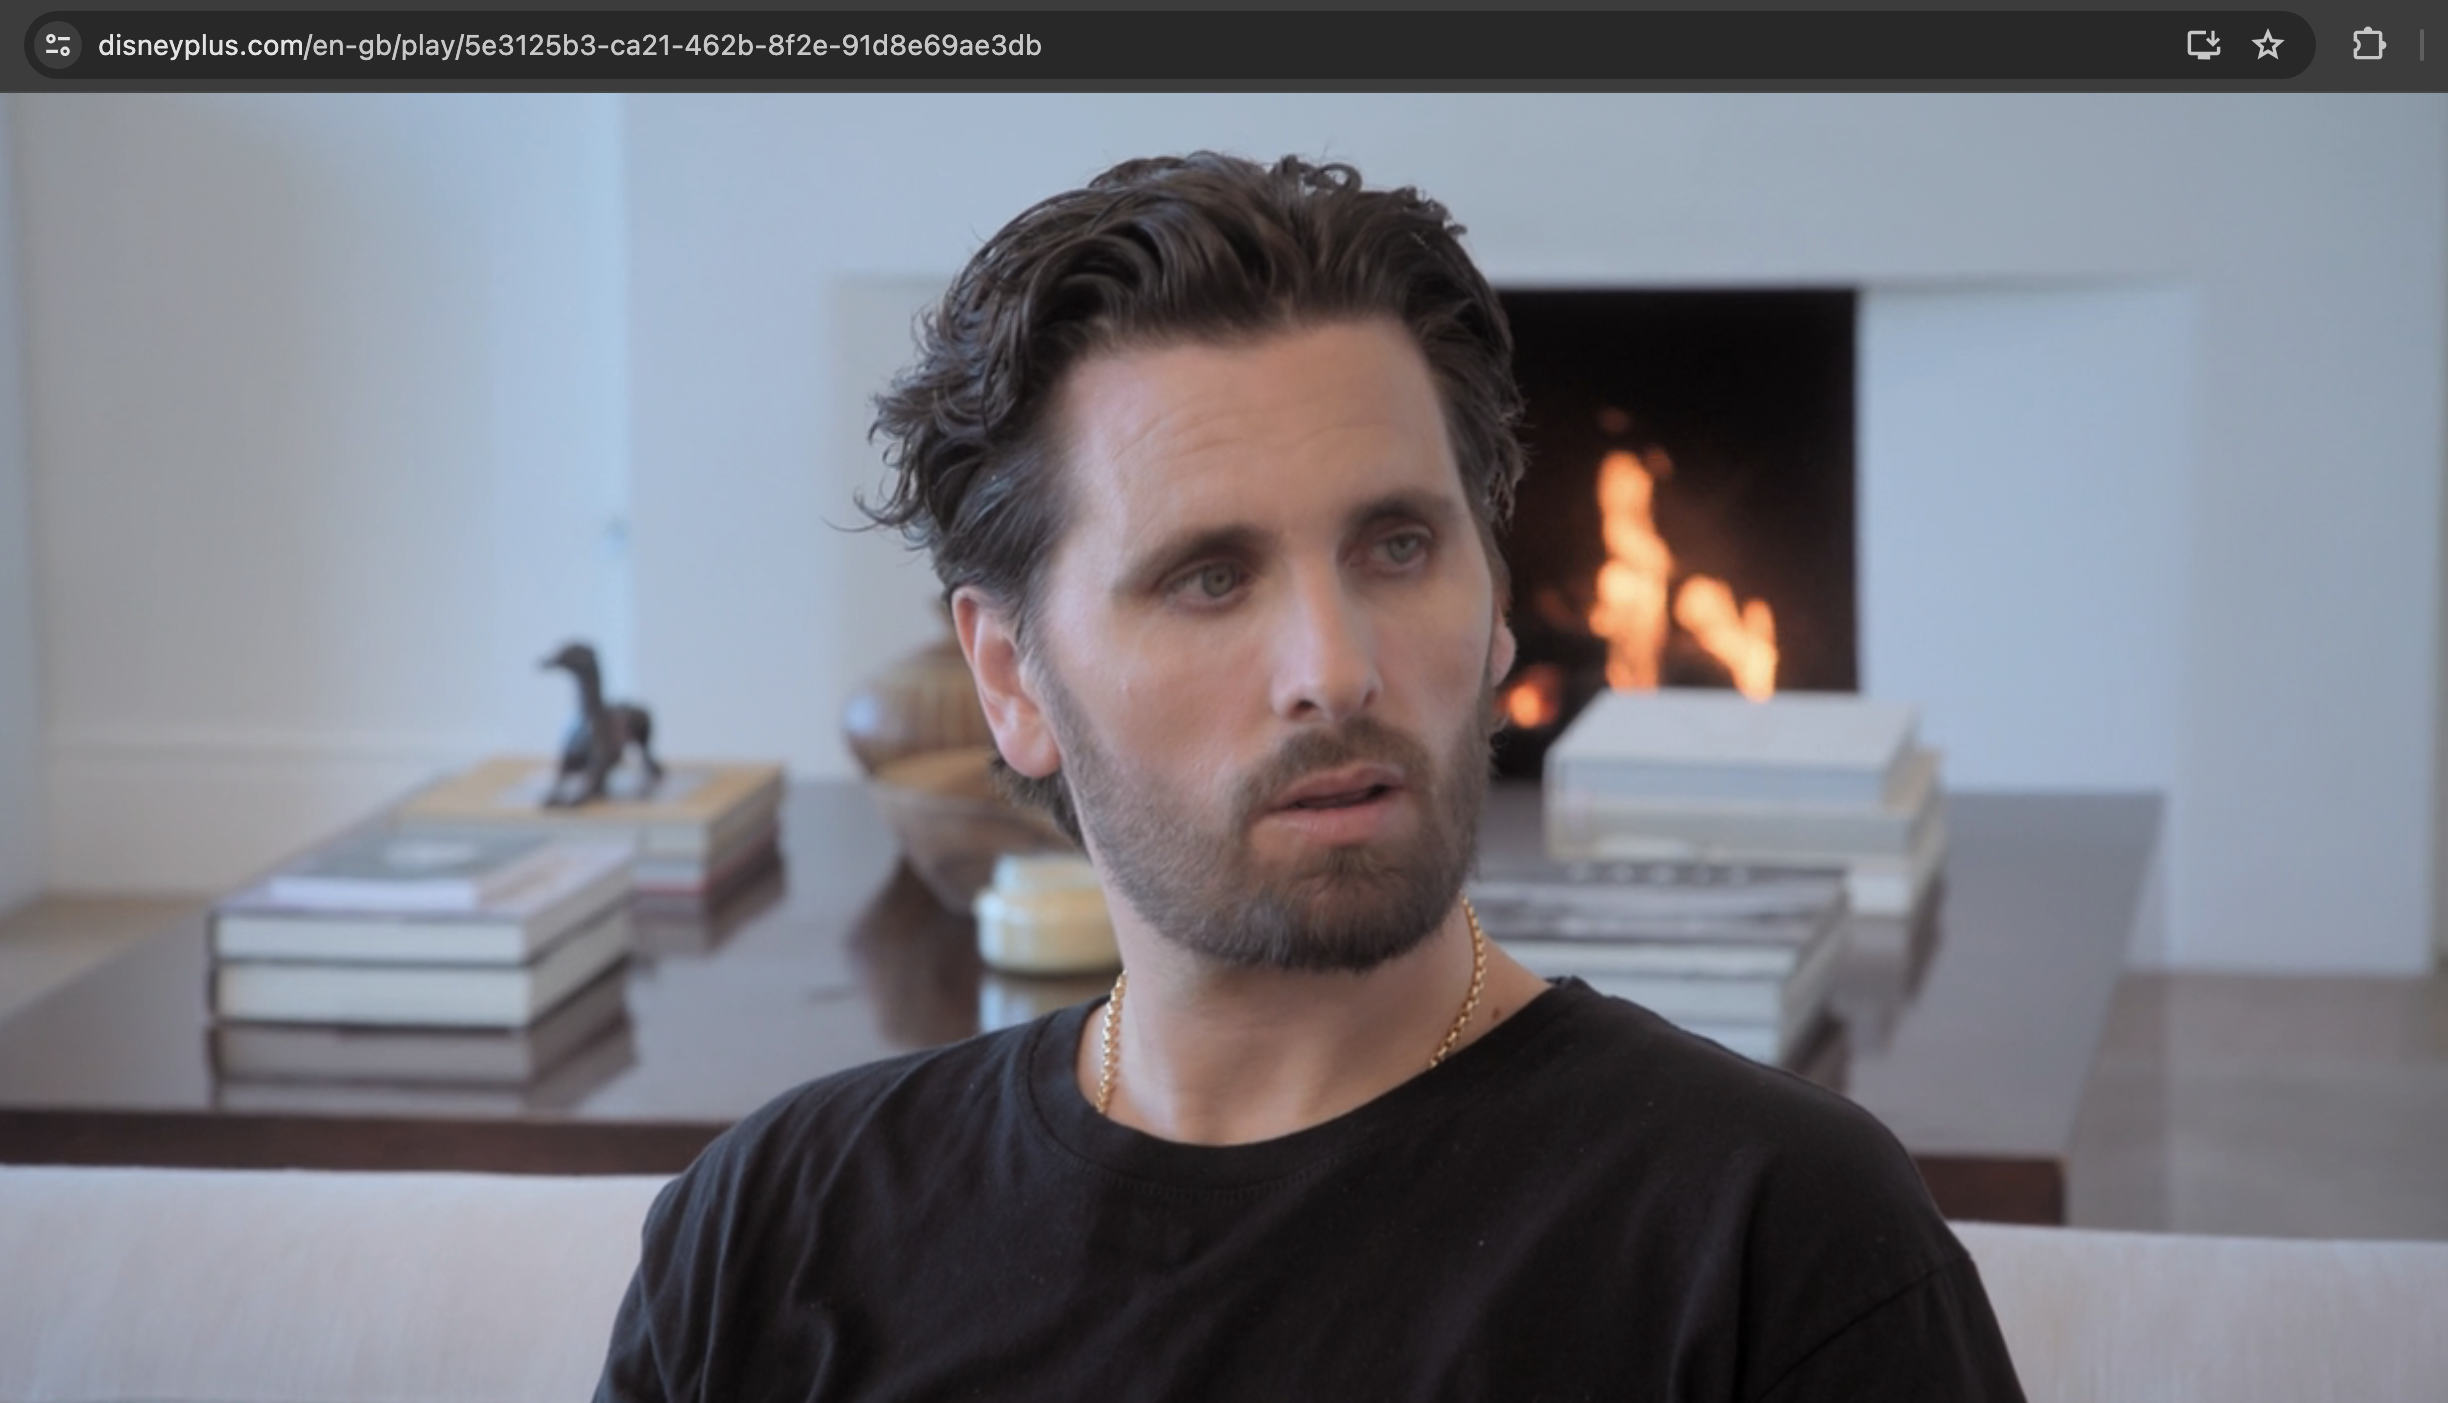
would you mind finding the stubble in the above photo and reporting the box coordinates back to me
[1044,672,1496,973]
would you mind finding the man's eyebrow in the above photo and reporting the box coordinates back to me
[1116,491,1467,596]
[1346,489,1465,538]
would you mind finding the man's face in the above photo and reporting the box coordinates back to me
[970,317,1516,972]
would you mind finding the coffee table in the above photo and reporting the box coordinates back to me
[0,781,2155,1224]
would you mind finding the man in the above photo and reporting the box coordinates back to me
[596,153,2025,1400]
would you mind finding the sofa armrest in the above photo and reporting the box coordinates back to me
[1956,1219,2448,1402]
[0,1165,668,1403]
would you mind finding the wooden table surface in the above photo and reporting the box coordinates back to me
[0,780,2157,1224]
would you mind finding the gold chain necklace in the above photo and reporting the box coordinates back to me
[1094,897,1488,1119]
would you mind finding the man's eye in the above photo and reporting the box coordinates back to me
[1378,532,1429,566]
[1183,563,1242,600]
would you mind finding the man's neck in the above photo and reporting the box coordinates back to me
[1075,901,1551,1145]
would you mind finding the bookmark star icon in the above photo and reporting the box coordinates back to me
[2254,29,2284,58]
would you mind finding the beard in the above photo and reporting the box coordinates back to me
[1042,673,1496,974]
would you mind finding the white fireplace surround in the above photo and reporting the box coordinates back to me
[1,94,2442,975]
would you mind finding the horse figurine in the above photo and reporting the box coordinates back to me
[540,641,664,807]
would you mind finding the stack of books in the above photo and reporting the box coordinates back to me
[390,756,787,908]
[209,972,637,1106]
[208,830,637,1043]
[1544,690,1946,930]
[1469,856,1851,1068]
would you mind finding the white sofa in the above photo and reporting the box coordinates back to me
[3,1165,2446,1402]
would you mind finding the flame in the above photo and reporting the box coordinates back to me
[1502,663,1566,730]
[1585,446,1779,699]
[1587,450,1673,691]
[1673,577,1779,699]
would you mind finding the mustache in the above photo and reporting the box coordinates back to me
[1225,686,1504,830]
[1229,717,1435,828]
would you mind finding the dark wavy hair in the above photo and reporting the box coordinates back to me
[863,152,1526,840]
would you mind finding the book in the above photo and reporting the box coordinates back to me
[393,756,785,860]
[630,816,784,902]
[1546,690,1920,807]
[1557,917,1849,1027]
[1548,746,1943,858]
[1827,895,1943,1056]
[1501,914,1849,987]
[209,1013,638,1114]
[210,904,635,1028]
[261,831,563,912]
[631,855,787,957]
[1564,801,1949,920]
[1468,857,1851,978]
[208,966,632,1086]
[1838,813,1948,918]
[1473,857,1850,1068]
[211,840,634,965]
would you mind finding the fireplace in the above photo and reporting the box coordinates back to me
[1491,289,1858,779]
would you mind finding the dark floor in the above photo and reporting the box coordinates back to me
[5,895,2444,1240]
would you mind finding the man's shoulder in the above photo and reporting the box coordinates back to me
[1515,980,1950,1236]
[663,1009,1069,1210]
[1512,983,2004,1392]
[1529,979,1882,1135]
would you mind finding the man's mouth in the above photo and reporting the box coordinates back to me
[1287,784,1395,811]
[1273,765,1406,813]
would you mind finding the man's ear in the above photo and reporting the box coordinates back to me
[1487,604,1518,686]
[953,588,1062,779]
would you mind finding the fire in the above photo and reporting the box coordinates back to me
[1673,577,1779,699]
[1502,663,1565,730]
[1586,447,1780,700]
[1587,450,1673,691]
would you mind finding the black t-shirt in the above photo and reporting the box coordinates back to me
[596,980,2025,1401]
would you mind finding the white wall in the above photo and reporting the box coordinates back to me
[623,94,2447,973]
[1862,286,2193,795]
[0,102,41,914]
[14,95,630,891]
[1862,285,2195,962]
[13,93,2447,973]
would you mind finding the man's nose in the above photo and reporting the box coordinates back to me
[1270,568,1382,722]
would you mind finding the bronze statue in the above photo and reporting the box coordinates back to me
[541,641,663,806]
